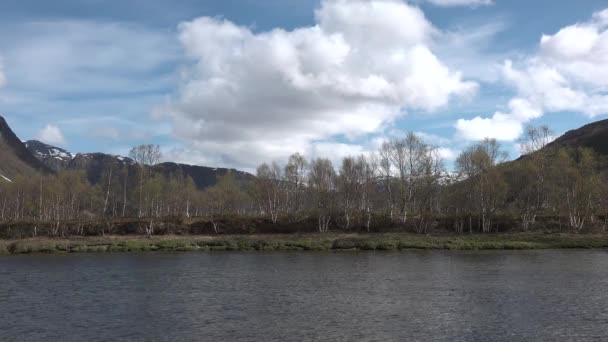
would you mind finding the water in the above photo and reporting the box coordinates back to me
[2,250,608,341]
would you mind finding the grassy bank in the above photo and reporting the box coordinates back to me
[2,233,608,255]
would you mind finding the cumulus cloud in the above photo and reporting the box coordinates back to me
[164,0,477,168]
[414,131,453,146]
[456,98,541,141]
[456,7,608,141]
[36,124,66,145]
[424,0,493,7]
[437,147,458,160]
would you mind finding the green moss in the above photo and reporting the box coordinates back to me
[331,239,358,250]
[375,240,398,250]
[10,241,58,254]
[2,232,608,254]
[107,245,127,252]
[176,246,200,252]
[0,242,9,255]
[397,240,440,250]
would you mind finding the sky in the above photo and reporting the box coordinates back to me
[0,0,607,172]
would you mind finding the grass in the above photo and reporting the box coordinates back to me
[2,232,608,255]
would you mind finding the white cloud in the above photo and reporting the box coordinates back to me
[456,98,541,141]
[309,141,369,167]
[456,7,608,141]
[425,0,493,7]
[513,9,608,116]
[437,147,458,160]
[415,131,453,146]
[36,124,66,145]
[165,140,374,174]
[165,0,477,169]
[434,21,507,83]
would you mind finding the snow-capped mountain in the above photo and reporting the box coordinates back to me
[25,140,252,189]
[25,140,74,160]
[25,140,76,172]
[438,171,467,185]
[25,140,135,174]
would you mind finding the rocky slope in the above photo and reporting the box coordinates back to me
[0,116,52,181]
[544,119,608,156]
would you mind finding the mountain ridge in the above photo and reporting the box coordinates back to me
[0,116,52,181]
[544,119,608,156]
[25,139,253,189]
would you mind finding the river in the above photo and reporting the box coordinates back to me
[2,250,608,341]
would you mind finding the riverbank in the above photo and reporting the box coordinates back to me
[2,233,608,254]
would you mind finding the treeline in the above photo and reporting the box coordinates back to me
[1,126,608,238]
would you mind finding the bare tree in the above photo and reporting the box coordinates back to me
[129,144,162,166]
[514,125,554,230]
[284,153,308,215]
[379,143,396,220]
[255,161,283,223]
[203,172,248,233]
[129,144,162,219]
[415,146,445,233]
[337,157,363,230]
[360,155,379,232]
[309,158,336,233]
[383,133,429,224]
[550,148,601,231]
[519,125,553,155]
[456,138,508,233]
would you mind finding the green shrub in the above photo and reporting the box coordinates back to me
[331,239,358,250]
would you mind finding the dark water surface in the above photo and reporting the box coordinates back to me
[2,250,608,341]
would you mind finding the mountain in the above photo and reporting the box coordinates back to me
[544,119,608,156]
[25,139,252,189]
[0,116,52,182]
[25,140,136,184]
[151,162,253,190]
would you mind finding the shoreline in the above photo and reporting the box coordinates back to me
[2,233,608,255]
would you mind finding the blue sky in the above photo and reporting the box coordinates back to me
[0,0,607,171]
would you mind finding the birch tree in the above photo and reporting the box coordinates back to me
[309,158,336,233]
[456,139,507,233]
[284,153,308,215]
[129,144,161,218]
[514,125,554,230]
[255,162,283,223]
[337,157,363,230]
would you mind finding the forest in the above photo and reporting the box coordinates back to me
[1,125,608,239]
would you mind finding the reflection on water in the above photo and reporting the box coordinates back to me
[1,250,608,341]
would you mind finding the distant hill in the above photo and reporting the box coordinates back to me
[544,119,608,156]
[25,139,253,190]
[0,116,51,182]
[0,115,252,188]
[151,162,253,190]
